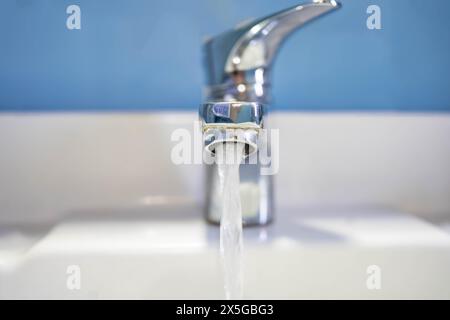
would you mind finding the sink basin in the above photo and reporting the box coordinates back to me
[1,205,449,299]
[1,112,450,299]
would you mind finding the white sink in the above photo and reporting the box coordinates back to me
[1,206,449,299]
[1,112,450,299]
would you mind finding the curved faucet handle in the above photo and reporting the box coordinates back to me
[225,0,340,72]
[204,0,340,102]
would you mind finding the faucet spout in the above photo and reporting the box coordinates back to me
[204,0,340,103]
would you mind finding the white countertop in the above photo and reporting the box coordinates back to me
[1,206,449,299]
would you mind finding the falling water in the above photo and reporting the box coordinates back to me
[215,142,245,300]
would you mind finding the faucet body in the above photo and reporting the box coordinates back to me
[200,102,268,226]
[201,1,340,226]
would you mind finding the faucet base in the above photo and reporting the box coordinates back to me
[203,162,274,227]
[204,214,274,228]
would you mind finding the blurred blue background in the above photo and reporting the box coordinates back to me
[0,0,449,111]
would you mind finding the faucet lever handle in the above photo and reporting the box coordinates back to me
[204,0,341,98]
[203,0,340,103]
[224,0,340,73]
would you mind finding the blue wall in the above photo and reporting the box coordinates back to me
[0,0,449,111]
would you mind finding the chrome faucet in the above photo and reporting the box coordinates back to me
[200,0,341,226]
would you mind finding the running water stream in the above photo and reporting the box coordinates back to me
[215,142,245,300]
